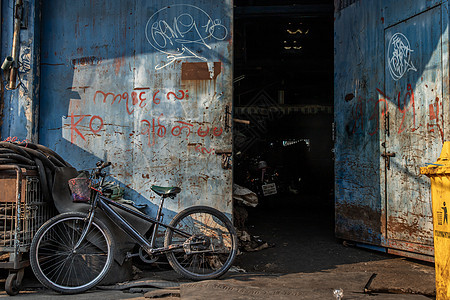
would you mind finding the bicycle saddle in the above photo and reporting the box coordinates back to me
[151,185,181,197]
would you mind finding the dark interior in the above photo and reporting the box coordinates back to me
[233,0,335,220]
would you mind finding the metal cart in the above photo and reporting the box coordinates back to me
[0,165,54,295]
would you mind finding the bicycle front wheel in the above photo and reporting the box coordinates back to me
[164,206,238,280]
[30,212,114,294]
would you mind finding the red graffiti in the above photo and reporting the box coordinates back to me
[197,126,209,137]
[153,90,161,105]
[70,113,105,143]
[68,113,223,147]
[171,121,194,137]
[212,127,223,137]
[195,144,213,154]
[141,114,167,147]
[93,89,191,114]
[89,115,104,134]
[70,113,88,143]
[139,92,147,108]
[69,87,223,152]
[349,84,421,137]
[369,89,389,136]
[93,91,142,115]
[427,97,444,142]
[167,90,189,101]
[1,136,28,144]
[397,84,416,134]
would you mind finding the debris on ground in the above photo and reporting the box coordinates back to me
[237,230,275,252]
[233,185,274,252]
[233,184,258,207]
[333,288,344,299]
[98,278,183,291]
[98,277,184,298]
[233,184,257,231]
[229,266,247,273]
[144,288,181,298]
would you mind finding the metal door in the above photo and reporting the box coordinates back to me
[39,1,233,216]
[384,6,443,250]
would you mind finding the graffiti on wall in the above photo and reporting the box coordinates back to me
[92,89,189,115]
[1,136,28,143]
[67,88,223,154]
[388,33,417,81]
[348,84,443,141]
[145,4,229,70]
[62,5,229,156]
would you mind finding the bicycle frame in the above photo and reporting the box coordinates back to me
[95,194,191,255]
[78,170,194,257]
[30,162,237,294]
[74,164,209,255]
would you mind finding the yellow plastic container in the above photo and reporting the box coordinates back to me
[421,141,450,299]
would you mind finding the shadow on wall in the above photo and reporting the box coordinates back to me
[38,0,233,218]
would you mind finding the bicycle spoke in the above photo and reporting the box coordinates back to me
[32,214,113,292]
[165,207,237,280]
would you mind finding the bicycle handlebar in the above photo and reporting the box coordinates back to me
[95,161,111,174]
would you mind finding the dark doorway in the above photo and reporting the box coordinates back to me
[232,0,335,270]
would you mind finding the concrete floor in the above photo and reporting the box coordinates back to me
[0,194,436,299]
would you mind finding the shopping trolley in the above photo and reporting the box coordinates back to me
[0,165,54,295]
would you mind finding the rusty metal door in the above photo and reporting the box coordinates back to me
[383,6,443,252]
[38,1,233,217]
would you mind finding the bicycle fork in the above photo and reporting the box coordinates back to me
[73,207,96,251]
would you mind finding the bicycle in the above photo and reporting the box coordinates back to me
[29,161,238,294]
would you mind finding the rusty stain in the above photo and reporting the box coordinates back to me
[335,203,382,242]
[181,62,222,80]
[113,56,125,76]
[72,56,102,68]
[387,215,432,240]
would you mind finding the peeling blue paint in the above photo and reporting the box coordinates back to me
[335,0,449,258]
[1,0,233,218]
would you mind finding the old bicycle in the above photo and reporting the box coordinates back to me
[29,161,237,294]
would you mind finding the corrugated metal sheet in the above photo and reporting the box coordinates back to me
[37,0,233,218]
[335,0,449,257]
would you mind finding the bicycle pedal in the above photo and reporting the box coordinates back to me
[126,252,140,259]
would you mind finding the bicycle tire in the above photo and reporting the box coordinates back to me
[164,206,238,280]
[30,212,114,294]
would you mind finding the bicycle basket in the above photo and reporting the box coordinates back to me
[68,178,91,202]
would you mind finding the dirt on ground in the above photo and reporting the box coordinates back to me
[0,193,436,299]
[233,193,436,297]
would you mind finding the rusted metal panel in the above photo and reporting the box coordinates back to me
[334,0,385,245]
[335,0,449,257]
[384,6,443,247]
[181,62,222,81]
[38,0,233,218]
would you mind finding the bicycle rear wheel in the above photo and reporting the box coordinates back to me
[30,212,114,294]
[164,206,238,280]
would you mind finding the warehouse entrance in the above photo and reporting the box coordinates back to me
[232,0,335,257]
